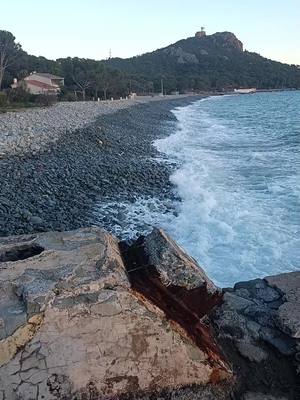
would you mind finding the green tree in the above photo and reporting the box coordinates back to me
[59,58,92,100]
[90,62,106,99]
[0,31,21,90]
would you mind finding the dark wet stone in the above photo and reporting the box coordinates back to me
[0,98,200,238]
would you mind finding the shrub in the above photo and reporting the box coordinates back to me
[65,92,77,102]
[0,92,7,107]
[7,86,33,104]
[34,94,57,106]
[59,91,77,102]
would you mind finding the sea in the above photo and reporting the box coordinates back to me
[95,91,300,287]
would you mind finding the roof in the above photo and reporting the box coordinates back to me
[25,80,60,90]
[30,73,64,80]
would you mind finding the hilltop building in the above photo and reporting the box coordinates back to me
[12,72,64,95]
[195,27,206,38]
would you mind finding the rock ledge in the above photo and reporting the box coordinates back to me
[0,227,299,399]
[0,227,231,400]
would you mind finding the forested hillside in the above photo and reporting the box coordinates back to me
[106,32,300,92]
[1,30,299,100]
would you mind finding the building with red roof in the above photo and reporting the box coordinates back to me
[12,72,64,95]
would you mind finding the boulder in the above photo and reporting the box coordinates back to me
[144,228,218,292]
[212,272,300,398]
[121,229,224,367]
[266,272,300,339]
[0,227,231,400]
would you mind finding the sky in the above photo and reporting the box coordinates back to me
[1,0,299,64]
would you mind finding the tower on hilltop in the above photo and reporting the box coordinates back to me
[195,27,206,38]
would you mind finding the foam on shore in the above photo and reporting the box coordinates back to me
[154,93,300,286]
[94,92,300,287]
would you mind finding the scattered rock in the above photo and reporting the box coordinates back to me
[29,215,43,226]
[0,97,199,238]
[236,340,268,363]
[266,272,300,339]
[0,97,191,158]
[212,273,300,398]
[243,393,288,400]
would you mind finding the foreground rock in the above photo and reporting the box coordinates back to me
[0,227,231,399]
[213,272,300,399]
[0,226,299,399]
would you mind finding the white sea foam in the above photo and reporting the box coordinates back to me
[92,196,177,240]
[94,92,300,286]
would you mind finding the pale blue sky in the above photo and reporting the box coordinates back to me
[2,0,299,64]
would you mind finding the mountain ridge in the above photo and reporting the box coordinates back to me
[1,29,300,97]
[105,31,300,92]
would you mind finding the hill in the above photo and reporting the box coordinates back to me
[1,29,300,99]
[106,31,300,92]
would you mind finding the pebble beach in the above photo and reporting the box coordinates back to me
[0,96,190,157]
[0,95,200,236]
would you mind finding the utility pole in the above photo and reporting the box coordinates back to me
[161,78,164,96]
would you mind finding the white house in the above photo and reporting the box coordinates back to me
[12,72,64,95]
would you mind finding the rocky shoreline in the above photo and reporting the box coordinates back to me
[0,96,192,158]
[0,96,200,237]
[0,227,299,399]
[1,97,299,399]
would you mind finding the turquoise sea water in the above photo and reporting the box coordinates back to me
[155,91,300,286]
